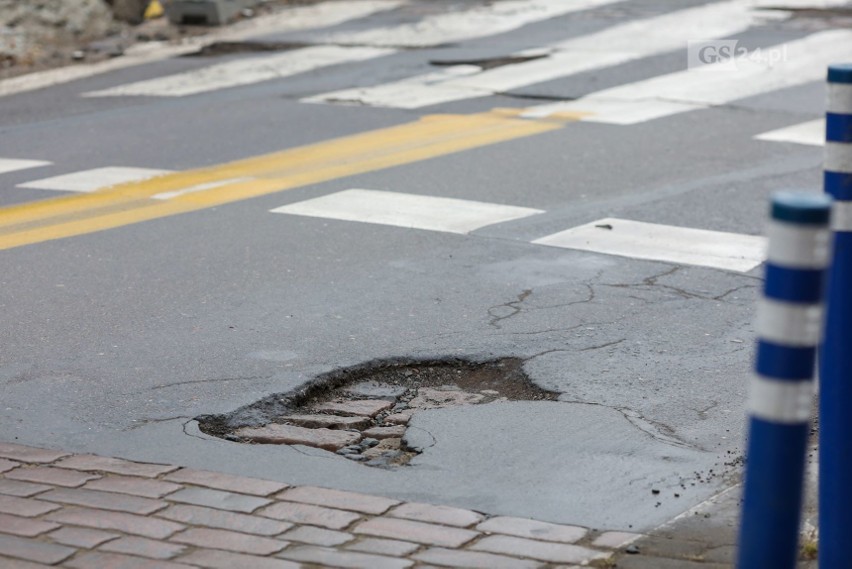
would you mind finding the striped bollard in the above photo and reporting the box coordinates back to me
[820,62,852,567]
[738,192,832,569]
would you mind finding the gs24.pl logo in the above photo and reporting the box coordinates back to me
[687,40,789,70]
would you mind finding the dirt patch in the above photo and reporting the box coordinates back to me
[197,357,558,469]
[0,0,311,80]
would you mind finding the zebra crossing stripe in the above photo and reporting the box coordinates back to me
[317,0,621,48]
[270,189,543,234]
[754,119,825,146]
[525,29,852,124]
[17,167,173,192]
[306,0,763,109]
[0,158,52,175]
[532,218,766,273]
[0,0,405,99]
[84,46,395,98]
[82,0,619,99]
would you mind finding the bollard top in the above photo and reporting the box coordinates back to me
[771,192,832,225]
[828,64,852,84]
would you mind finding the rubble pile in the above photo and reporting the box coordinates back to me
[0,0,116,71]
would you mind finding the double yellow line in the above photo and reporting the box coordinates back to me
[0,109,579,251]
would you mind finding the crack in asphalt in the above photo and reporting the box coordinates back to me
[124,416,191,431]
[601,266,757,303]
[487,288,533,329]
[558,398,698,451]
[141,375,274,393]
[579,338,626,351]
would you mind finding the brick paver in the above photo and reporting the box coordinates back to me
[0,480,51,498]
[164,469,287,497]
[38,487,168,515]
[258,500,361,529]
[5,467,100,488]
[55,455,178,478]
[159,504,293,536]
[83,474,182,498]
[0,514,59,537]
[167,487,271,513]
[180,549,302,569]
[345,537,420,556]
[45,507,185,539]
[0,495,61,517]
[279,544,414,568]
[98,536,188,559]
[46,526,119,548]
[477,516,588,543]
[281,525,354,546]
[0,444,68,464]
[0,442,663,568]
[170,527,288,555]
[413,546,545,568]
[64,551,196,569]
[0,534,76,564]
[389,501,484,527]
[471,535,608,564]
[353,517,478,547]
[277,485,399,514]
[0,459,19,474]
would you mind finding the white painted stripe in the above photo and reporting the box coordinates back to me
[270,189,543,234]
[526,29,852,124]
[756,298,823,347]
[0,0,404,99]
[151,177,253,200]
[766,220,831,269]
[532,218,766,273]
[825,141,852,173]
[18,167,173,192]
[319,0,621,48]
[749,374,813,424]
[306,0,766,109]
[828,83,852,115]
[831,201,852,232]
[0,158,52,175]
[85,45,395,98]
[754,119,825,146]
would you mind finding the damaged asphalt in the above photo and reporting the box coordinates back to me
[0,0,834,537]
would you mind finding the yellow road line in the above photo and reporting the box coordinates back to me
[0,109,575,251]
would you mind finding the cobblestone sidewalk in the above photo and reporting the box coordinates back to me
[0,441,647,568]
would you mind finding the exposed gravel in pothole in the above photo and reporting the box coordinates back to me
[197,357,558,469]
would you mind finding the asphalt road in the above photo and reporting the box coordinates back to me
[0,0,845,531]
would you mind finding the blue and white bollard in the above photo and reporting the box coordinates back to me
[738,192,832,569]
[820,63,852,568]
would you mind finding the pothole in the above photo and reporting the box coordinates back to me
[197,357,558,469]
[429,54,547,70]
[185,41,311,57]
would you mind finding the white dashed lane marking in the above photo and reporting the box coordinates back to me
[270,189,544,234]
[754,119,825,146]
[17,167,174,192]
[532,218,767,273]
[0,158,52,175]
